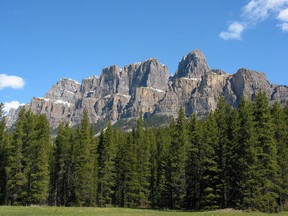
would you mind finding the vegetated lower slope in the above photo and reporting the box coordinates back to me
[1,91,288,213]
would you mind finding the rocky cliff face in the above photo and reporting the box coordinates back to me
[6,50,288,128]
[174,50,210,79]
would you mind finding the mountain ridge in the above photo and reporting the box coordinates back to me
[6,50,288,128]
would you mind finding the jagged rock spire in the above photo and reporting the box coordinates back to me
[174,49,210,79]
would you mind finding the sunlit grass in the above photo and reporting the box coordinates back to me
[0,206,287,216]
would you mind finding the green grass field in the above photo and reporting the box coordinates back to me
[0,207,287,216]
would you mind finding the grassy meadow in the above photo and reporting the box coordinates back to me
[0,207,287,216]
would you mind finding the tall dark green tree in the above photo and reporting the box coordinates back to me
[201,112,221,210]
[214,96,231,208]
[154,126,171,208]
[97,121,116,206]
[20,111,36,205]
[271,102,288,210]
[134,113,150,207]
[6,108,27,205]
[235,97,259,209]
[73,111,94,206]
[0,103,9,204]
[184,113,203,210]
[147,128,157,207]
[50,123,74,206]
[26,114,51,204]
[167,107,188,208]
[253,91,280,212]
[114,132,138,207]
[224,108,241,208]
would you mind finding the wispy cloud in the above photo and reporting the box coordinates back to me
[277,8,288,21]
[0,74,25,90]
[220,0,288,40]
[278,22,288,31]
[3,101,24,113]
[219,22,245,40]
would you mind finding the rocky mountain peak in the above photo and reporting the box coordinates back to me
[230,68,272,103]
[44,78,81,102]
[6,49,288,130]
[138,58,169,90]
[121,58,169,93]
[175,49,210,79]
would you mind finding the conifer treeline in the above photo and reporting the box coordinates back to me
[1,91,288,212]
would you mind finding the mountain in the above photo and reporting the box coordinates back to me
[6,50,288,129]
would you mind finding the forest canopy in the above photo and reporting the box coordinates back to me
[0,91,288,213]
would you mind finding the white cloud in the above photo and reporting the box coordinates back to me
[0,74,25,90]
[219,22,245,40]
[3,101,24,113]
[243,0,288,21]
[220,0,288,40]
[277,8,288,21]
[278,22,288,31]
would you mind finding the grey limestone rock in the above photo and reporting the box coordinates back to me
[174,50,210,79]
[6,50,288,129]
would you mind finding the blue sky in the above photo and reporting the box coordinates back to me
[1,0,288,112]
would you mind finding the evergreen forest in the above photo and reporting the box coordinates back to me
[1,91,288,213]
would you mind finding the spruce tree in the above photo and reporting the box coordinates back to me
[114,132,139,207]
[20,110,37,205]
[73,111,94,206]
[51,123,74,206]
[225,107,241,208]
[167,107,188,208]
[134,113,150,207]
[272,102,288,210]
[155,126,171,208]
[184,113,203,210]
[201,112,221,210]
[114,130,127,206]
[147,128,157,207]
[97,121,116,206]
[253,91,280,212]
[236,97,259,209]
[214,96,231,208]
[26,114,51,204]
[6,108,27,205]
[0,103,9,204]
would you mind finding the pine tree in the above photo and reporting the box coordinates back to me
[26,114,51,204]
[97,121,116,206]
[236,97,259,209]
[113,130,126,206]
[134,113,150,207]
[114,132,139,207]
[97,129,106,206]
[201,112,221,210]
[184,113,203,210]
[0,103,9,204]
[51,123,74,206]
[73,111,94,206]
[214,96,231,208]
[167,107,188,208]
[154,126,171,208]
[6,108,27,205]
[20,111,36,205]
[253,91,280,212]
[271,102,288,210]
[147,128,157,207]
[225,107,241,208]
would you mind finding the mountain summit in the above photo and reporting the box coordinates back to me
[6,50,288,128]
[175,50,210,79]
